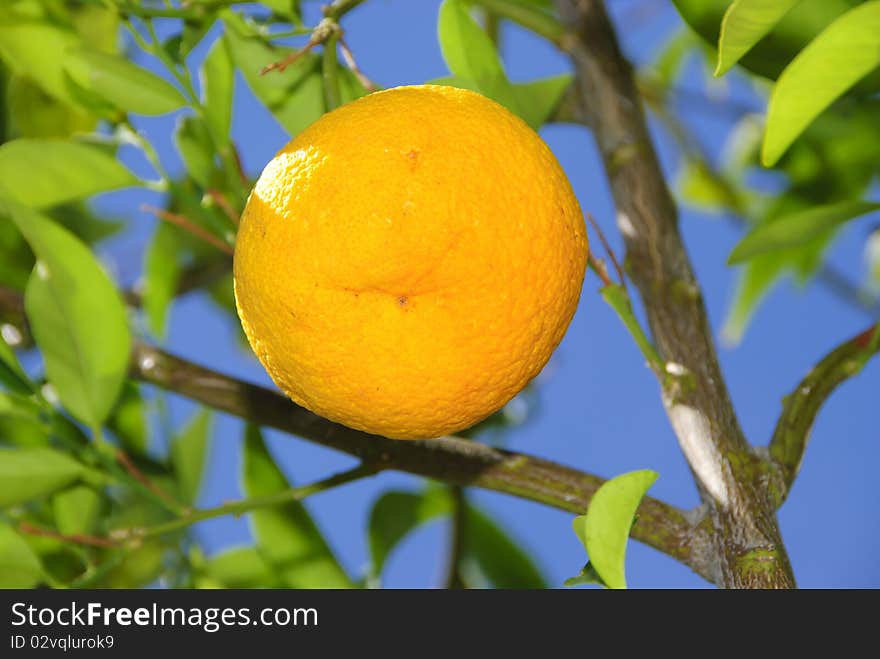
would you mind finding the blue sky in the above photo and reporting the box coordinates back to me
[97,0,879,587]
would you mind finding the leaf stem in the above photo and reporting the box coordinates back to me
[322,32,342,111]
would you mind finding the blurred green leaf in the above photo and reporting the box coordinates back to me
[0,446,85,507]
[649,28,699,89]
[762,2,880,166]
[107,383,149,457]
[438,0,524,121]
[170,408,212,504]
[0,336,32,395]
[143,222,184,340]
[571,469,658,590]
[64,48,187,116]
[368,488,450,579]
[463,505,546,588]
[676,160,741,214]
[0,139,136,209]
[222,13,324,136]
[174,115,215,189]
[204,546,281,588]
[7,76,95,138]
[201,38,234,147]
[715,0,803,76]
[730,199,880,264]
[1,199,131,429]
[52,484,102,536]
[242,425,352,588]
[512,74,572,129]
[0,391,42,422]
[0,522,44,587]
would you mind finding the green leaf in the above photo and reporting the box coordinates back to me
[204,546,281,588]
[676,160,741,213]
[174,115,215,189]
[464,505,546,588]
[242,425,352,588]
[367,489,450,579]
[0,19,83,107]
[0,447,85,507]
[512,74,573,129]
[64,48,187,116]
[1,199,131,429]
[201,38,234,147]
[0,391,43,422]
[762,1,880,166]
[437,0,524,121]
[143,222,184,340]
[222,13,324,137]
[722,253,788,345]
[52,484,102,535]
[729,200,880,263]
[0,522,44,588]
[563,562,606,588]
[170,408,212,504]
[0,335,33,395]
[0,139,137,209]
[571,469,658,590]
[715,0,803,76]
[107,382,149,457]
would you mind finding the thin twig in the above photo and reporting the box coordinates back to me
[141,205,234,256]
[586,212,626,288]
[339,38,378,91]
[443,485,467,589]
[115,448,183,511]
[18,521,118,549]
[206,189,240,225]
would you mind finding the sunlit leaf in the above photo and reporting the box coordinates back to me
[0,139,136,208]
[437,0,523,120]
[242,425,352,588]
[0,522,44,588]
[201,38,234,147]
[0,19,82,106]
[64,48,187,116]
[52,484,102,536]
[563,561,606,588]
[762,2,880,166]
[222,13,324,137]
[174,115,215,189]
[571,469,658,589]
[729,200,880,263]
[513,74,573,129]
[715,0,803,76]
[1,199,131,429]
[204,546,281,588]
[170,408,212,504]
[0,447,85,507]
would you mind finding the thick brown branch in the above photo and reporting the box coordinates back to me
[770,325,879,499]
[553,0,794,587]
[129,340,713,581]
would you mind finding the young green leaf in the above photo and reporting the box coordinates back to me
[2,199,131,429]
[242,425,353,588]
[715,0,803,76]
[729,200,880,264]
[762,1,880,166]
[170,408,212,504]
[563,562,606,588]
[367,489,451,579]
[64,48,187,116]
[0,447,85,507]
[0,522,44,588]
[512,74,573,129]
[143,222,184,340]
[200,38,235,147]
[464,505,546,589]
[438,0,524,121]
[204,546,281,588]
[52,484,102,536]
[174,115,216,189]
[572,469,658,589]
[222,14,324,137]
[0,139,137,209]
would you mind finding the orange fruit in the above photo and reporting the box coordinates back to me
[234,85,587,439]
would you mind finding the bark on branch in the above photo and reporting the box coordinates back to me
[552,0,794,587]
[770,324,879,500]
[129,340,713,581]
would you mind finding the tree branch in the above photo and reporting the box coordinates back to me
[769,324,880,500]
[129,339,713,581]
[553,0,794,587]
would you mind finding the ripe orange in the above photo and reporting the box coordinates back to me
[234,85,587,439]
